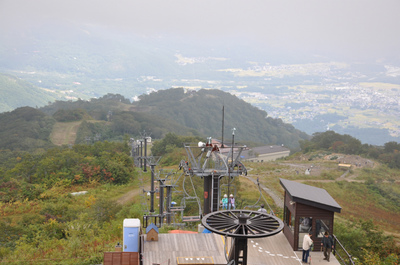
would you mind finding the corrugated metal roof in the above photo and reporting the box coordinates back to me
[279,178,341,213]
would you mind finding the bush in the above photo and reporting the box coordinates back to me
[90,198,122,223]
[53,109,88,122]
[335,219,400,264]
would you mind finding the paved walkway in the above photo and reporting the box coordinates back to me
[294,250,341,265]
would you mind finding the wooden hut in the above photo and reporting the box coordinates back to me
[280,178,341,251]
[146,223,159,241]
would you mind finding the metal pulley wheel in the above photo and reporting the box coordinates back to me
[201,209,284,239]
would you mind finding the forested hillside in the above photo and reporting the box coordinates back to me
[40,93,201,144]
[0,107,55,151]
[300,130,400,169]
[38,89,309,149]
[0,93,200,151]
[134,88,309,148]
[0,74,58,113]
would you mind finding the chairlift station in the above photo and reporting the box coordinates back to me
[179,134,247,215]
[108,127,346,265]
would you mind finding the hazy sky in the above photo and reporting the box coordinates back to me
[1,0,400,61]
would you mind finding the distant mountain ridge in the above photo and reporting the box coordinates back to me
[0,89,309,151]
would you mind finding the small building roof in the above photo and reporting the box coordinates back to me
[241,145,290,159]
[146,223,159,233]
[280,178,341,213]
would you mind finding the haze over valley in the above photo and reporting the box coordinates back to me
[1,0,400,146]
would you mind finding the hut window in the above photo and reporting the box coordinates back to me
[316,219,330,238]
[299,217,312,233]
[284,206,295,233]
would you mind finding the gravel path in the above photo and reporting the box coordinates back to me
[244,175,284,209]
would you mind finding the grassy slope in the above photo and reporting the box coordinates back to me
[50,121,82,146]
[152,151,400,239]
[50,120,107,146]
[246,152,400,240]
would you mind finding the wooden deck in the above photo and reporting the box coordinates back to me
[142,232,340,265]
[142,233,226,265]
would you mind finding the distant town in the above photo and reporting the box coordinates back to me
[170,59,400,145]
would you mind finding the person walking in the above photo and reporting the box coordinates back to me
[228,194,235,209]
[321,231,334,262]
[302,231,313,263]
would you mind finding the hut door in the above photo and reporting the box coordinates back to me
[298,217,312,249]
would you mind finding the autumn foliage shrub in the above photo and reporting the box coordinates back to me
[335,219,400,264]
[0,141,136,203]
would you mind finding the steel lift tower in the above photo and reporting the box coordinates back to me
[180,129,247,215]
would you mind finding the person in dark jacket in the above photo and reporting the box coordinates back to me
[321,231,334,262]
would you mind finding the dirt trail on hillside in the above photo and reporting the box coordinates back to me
[244,175,284,209]
[117,185,150,205]
[51,121,82,146]
[279,153,378,184]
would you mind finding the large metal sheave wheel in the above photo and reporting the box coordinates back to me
[201,210,284,238]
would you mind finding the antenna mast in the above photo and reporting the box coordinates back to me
[221,105,225,148]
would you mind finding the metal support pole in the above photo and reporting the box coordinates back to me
[204,176,211,215]
[144,137,147,172]
[140,140,143,169]
[150,164,155,213]
[231,128,235,169]
[228,128,235,210]
[166,186,172,224]
[221,105,225,148]
[229,238,248,265]
[228,213,249,265]
[159,181,164,226]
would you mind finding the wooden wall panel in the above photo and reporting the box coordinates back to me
[282,190,335,251]
[103,252,139,265]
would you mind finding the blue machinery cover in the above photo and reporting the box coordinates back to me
[123,218,141,252]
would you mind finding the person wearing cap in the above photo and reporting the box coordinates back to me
[228,194,235,209]
[222,194,228,210]
[321,231,334,262]
[258,204,268,212]
[302,231,313,263]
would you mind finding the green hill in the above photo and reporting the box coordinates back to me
[134,88,309,149]
[0,106,55,151]
[37,90,309,149]
[0,73,58,113]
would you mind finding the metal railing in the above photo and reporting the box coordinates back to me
[332,234,356,265]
